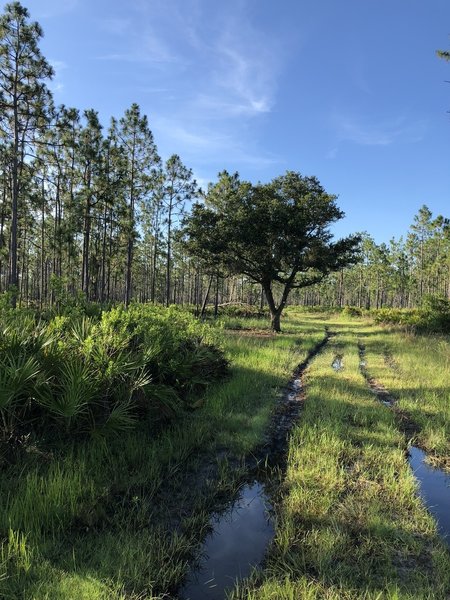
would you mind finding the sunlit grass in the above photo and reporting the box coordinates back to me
[3,311,448,599]
[359,323,450,468]
[0,313,325,599]
[231,318,450,599]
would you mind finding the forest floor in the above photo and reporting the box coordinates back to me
[1,311,449,599]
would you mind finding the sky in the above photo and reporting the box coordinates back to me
[18,0,450,242]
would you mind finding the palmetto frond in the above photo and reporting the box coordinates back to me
[37,360,97,420]
[0,353,41,411]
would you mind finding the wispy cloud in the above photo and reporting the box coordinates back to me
[31,0,79,19]
[326,147,338,160]
[212,27,278,117]
[152,116,281,170]
[97,0,281,116]
[100,17,132,36]
[332,113,428,147]
[93,0,286,178]
[48,59,67,95]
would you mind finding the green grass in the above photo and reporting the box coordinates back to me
[2,310,449,599]
[359,324,450,469]
[0,314,325,599]
[231,315,450,600]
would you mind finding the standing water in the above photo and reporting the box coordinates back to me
[408,446,450,547]
[181,482,274,600]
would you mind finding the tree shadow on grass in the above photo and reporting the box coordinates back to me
[5,357,450,600]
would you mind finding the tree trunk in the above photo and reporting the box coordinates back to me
[200,274,213,319]
[165,197,173,307]
[263,283,283,332]
[214,275,220,318]
[270,310,282,332]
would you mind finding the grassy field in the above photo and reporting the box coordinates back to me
[232,312,450,600]
[0,312,325,600]
[360,325,450,469]
[1,309,449,599]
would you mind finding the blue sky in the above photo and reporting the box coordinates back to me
[22,0,450,242]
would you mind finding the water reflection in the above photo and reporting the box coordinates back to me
[332,354,344,371]
[408,446,450,547]
[181,482,274,600]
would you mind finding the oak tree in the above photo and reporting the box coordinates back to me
[181,170,360,331]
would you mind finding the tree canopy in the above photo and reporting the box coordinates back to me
[181,170,360,331]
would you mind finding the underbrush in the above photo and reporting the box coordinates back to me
[373,296,450,333]
[0,304,228,454]
[214,302,267,319]
[0,311,325,599]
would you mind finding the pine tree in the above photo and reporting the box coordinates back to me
[117,104,160,306]
[0,1,53,305]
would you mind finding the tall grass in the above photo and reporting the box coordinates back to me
[0,311,325,599]
[360,323,450,468]
[232,317,450,599]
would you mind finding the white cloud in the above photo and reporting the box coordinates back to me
[152,116,281,171]
[213,41,275,116]
[100,17,131,36]
[28,0,79,19]
[49,59,67,72]
[332,113,428,147]
[93,1,285,177]
[326,147,338,160]
[48,59,67,95]
[100,1,281,117]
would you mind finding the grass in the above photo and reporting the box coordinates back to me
[2,309,449,599]
[0,313,325,599]
[358,324,450,469]
[231,314,450,599]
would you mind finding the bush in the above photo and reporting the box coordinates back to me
[342,306,363,317]
[0,304,229,453]
[373,296,450,334]
[217,303,266,319]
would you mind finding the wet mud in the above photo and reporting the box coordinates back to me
[180,482,273,600]
[178,330,332,599]
[358,342,395,406]
[358,341,450,549]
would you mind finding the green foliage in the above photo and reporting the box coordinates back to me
[0,311,317,599]
[218,303,266,319]
[373,296,450,333]
[342,305,363,317]
[0,304,228,451]
[181,170,360,330]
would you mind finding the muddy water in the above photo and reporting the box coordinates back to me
[358,341,450,547]
[179,333,331,600]
[332,354,343,371]
[180,482,274,600]
[408,447,450,547]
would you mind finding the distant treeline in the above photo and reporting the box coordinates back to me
[0,4,448,312]
[291,205,450,310]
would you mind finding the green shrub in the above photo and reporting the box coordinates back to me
[373,297,450,333]
[342,305,363,317]
[0,304,228,452]
[218,303,266,319]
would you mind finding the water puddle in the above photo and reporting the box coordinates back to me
[408,446,450,547]
[357,342,394,406]
[332,354,344,371]
[288,378,302,400]
[181,482,274,600]
[179,333,332,599]
[358,341,449,548]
